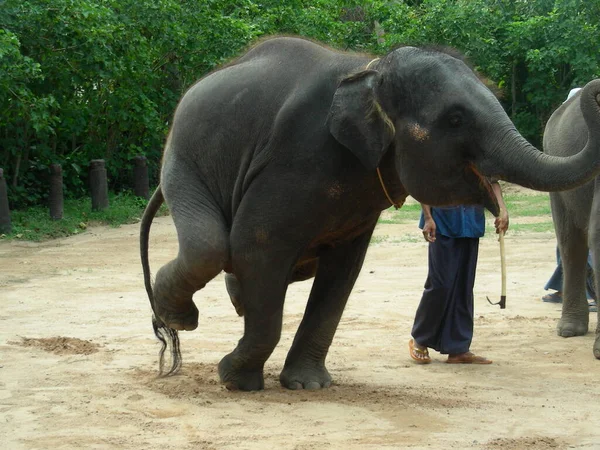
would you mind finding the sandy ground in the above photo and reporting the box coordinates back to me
[1,196,599,450]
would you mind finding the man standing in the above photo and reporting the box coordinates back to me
[408,181,509,364]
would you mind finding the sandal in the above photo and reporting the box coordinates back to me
[590,300,598,313]
[446,352,492,364]
[542,292,563,303]
[409,338,431,364]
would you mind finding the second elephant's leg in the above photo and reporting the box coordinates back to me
[280,228,374,390]
[557,231,590,337]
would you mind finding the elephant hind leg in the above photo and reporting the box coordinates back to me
[154,173,230,331]
[154,216,229,330]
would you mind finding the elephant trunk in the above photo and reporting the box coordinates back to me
[478,79,600,191]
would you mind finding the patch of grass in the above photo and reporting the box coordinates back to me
[378,203,422,224]
[378,192,552,225]
[503,193,551,217]
[370,235,389,244]
[502,222,555,234]
[369,234,422,245]
[2,191,168,242]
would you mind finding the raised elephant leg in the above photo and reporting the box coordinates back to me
[555,212,590,337]
[280,227,374,390]
[589,180,600,358]
[154,168,229,331]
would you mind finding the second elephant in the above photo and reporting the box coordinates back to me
[544,83,600,359]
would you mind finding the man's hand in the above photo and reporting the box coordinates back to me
[422,218,436,242]
[421,204,436,242]
[491,181,509,235]
[494,209,509,234]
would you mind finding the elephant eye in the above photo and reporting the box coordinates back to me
[448,112,463,128]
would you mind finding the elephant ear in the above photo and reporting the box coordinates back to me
[327,70,395,170]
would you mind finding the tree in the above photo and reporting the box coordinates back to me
[1,0,599,207]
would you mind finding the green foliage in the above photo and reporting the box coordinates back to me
[378,0,600,144]
[1,0,599,208]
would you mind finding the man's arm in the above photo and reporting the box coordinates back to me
[491,181,509,234]
[421,204,437,242]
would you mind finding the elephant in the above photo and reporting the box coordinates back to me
[140,37,600,391]
[543,83,600,359]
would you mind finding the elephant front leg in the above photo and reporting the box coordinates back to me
[280,229,374,390]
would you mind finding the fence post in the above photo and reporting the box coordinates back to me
[89,159,109,211]
[49,164,64,220]
[133,155,150,200]
[0,168,11,234]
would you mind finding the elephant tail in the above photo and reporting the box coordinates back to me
[140,185,182,377]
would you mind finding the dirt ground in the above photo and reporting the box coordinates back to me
[1,193,599,450]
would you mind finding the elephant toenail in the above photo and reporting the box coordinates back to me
[305,381,321,390]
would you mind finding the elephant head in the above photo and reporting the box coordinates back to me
[328,47,600,214]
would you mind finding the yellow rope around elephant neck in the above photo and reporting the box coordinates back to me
[376,167,402,210]
[366,58,401,210]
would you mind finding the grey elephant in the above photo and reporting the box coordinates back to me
[140,37,600,391]
[543,82,600,359]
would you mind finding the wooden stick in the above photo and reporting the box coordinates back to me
[486,230,507,308]
[499,231,506,308]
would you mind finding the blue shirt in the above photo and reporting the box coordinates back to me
[419,205,485,238]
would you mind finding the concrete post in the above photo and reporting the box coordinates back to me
[133,155,150,200]
[0,168,12,234]
[49,164,64,220]
[89,159,109,211]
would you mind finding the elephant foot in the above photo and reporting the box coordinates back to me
[279,363,332,390]
[556,316,588,337]
[153,298,199,331]
[218,353,264,391]
[594,334,600,359]
[225,273,244,317]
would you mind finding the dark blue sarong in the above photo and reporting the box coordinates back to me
[411,234,479,355]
